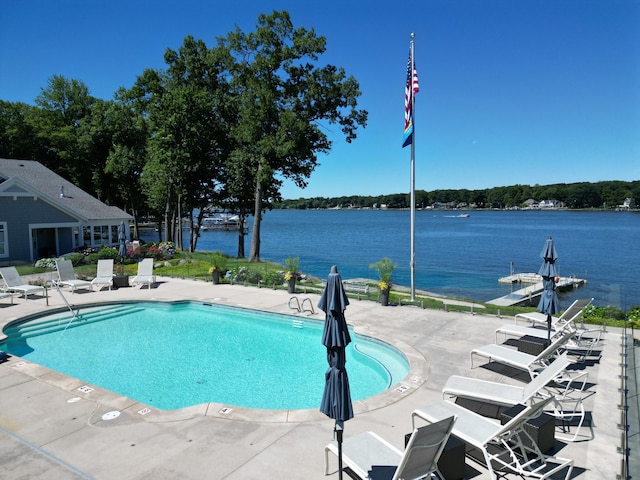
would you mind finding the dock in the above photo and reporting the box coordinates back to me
[488,273,587,307]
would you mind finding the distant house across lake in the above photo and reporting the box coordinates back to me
[0,158,132,264]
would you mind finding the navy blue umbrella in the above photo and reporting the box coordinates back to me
[319,265,353,480]
[537,236,560,342]
[118,222,127,271]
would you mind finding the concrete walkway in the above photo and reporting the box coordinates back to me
[0,276,626,479]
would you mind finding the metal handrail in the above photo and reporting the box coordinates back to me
[47,280,81,329]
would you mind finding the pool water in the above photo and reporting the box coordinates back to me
[1,302,409,411]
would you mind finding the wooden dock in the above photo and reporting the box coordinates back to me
[488,273,587,307]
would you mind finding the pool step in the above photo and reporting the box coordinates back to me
[291,319,304,328]
[3,305,145,339]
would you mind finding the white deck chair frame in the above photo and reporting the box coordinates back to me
[324,416,456,480]
[411,398,573,480]
[443,352,592,442]
[55,260,91,293]
[91,259,114,291]
[495,323,604,363]
[131,258,155,289]
[470,330,575,379]
[514,298,594,327]
[0,267,45,300]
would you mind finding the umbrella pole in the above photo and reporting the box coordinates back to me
[547,313,552,343]
[336,420,344,480]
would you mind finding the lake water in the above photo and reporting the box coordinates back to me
[141,210,639,310]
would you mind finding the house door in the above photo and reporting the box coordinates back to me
[34,228,57,259]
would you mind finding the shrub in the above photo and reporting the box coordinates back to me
[66,253,86,266]
[229,266,262,284]
[262,271,285,287]
[246,270,263,284]
[583,304,626,322]
[628,306,640,328]
[230,266,249,282]
[34,257,60,269]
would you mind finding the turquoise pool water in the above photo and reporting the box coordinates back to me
[1,302,409,411]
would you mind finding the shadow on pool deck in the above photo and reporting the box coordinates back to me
[0,276,627,479]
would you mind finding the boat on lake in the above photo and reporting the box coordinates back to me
[201,214,248,232]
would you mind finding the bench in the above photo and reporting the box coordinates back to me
[343,282,370,294]
[320,281,370,295]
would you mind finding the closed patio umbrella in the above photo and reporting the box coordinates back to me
[319,265,353,480]
[537,236,560,342]
[118,222,127,272]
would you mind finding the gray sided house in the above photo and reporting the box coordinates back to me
[0,158,133,264]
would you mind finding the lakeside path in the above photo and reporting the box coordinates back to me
[0,277,624,479]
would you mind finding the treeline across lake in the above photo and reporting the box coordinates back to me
[276,180,640,210]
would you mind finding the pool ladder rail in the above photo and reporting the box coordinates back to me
[288,296,316,317]
[47,280,83,328]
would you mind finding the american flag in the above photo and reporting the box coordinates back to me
[402,51,419,148]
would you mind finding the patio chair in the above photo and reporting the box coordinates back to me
[514,298,594,327]
[411,397,574,480]
[131,258,155,289]
[0,266,45,300]
[470,330,575,379]
[443,352,592,442]
[91,259,114,291]
[324,415,456,480]
[495,322,604,363]
[0,291,14,305]
[55,259,91,293]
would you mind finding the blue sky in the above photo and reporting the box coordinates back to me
[1,0,638,199]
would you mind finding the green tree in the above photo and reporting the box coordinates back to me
[33,75,96,191]
[0,100,38,159]
[132,36,232,250]
[219,11,367,261]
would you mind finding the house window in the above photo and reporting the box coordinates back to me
[0,222,7,257]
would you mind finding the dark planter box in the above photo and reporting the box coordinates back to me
[113,275,130,289]
[517,335,550,356]
[500,404,555,453]
[405,433,465,480]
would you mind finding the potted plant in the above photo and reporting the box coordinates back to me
[370,257,396,306]
[208,251,228,285]
[284,256,300,294]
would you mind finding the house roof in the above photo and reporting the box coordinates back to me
[0,158,132,222]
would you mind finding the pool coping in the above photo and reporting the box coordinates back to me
[1,297,429,424]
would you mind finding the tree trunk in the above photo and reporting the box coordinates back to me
[249,176,263,262]
[163,198,173,244]
[237,212,246,258]
[176,193,183,250]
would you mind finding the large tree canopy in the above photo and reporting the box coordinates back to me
[218,11,367,261]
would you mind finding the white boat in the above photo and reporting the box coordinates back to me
[201,214,248,232]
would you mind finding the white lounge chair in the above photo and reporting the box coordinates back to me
[91,259,114,291]
[55,259,91,293]
[0,291,14,304]
[324,416,456,480]
[495,322,604,363]
[444,352,573,405]
[411,397,574,480]
[470,330,575,379]
[131,258,155,289]
[514,298,594,327]
[443,352,592,442]
[0,266,45,300]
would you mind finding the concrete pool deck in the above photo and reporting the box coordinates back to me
[0,276,627,479]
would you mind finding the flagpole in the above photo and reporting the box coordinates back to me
[409,33,416,302]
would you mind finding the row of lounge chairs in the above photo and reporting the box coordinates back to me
[0,259,156,300]
[325,299,601,479]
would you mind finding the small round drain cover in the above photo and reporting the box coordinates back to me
[102,411,121,421]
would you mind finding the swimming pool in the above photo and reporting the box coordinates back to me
[1,301,409,411]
